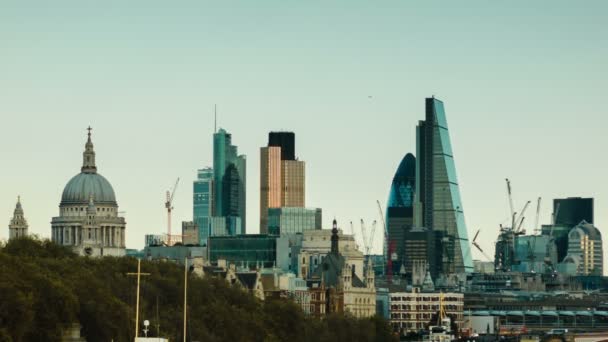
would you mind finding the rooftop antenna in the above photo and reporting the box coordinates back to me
[214,104,217,133]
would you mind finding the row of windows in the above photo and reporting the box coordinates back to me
[353,298,373,305]
[391,296,463,302]
[63,206,116,213]
[391,304,462,311]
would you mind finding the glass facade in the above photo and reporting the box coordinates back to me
[260,132,305,233]
[554,197,594,226]
[208,234,277,268]
[267,207,322,235]
[210,216,242,237]
[415,97,473,274]
[193,167,213,245]
[268,131,295,161]
[260,146,282,232]
[213,129,246,233]
[386,153,416,274]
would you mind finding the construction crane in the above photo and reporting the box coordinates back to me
[548,203,561,239]
[370,220,377,255]
[359,219,378,256]
[533,197,542,234]
[165,178,180,246]
[472,229,492,261]
[359,219,368,254]
[376,200,390,279]
[496,178,530,272]
[506,178,516,229]
[514,200,531,234]
[527,197,542,272]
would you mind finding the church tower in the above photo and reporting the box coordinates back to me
[9,196,28,239]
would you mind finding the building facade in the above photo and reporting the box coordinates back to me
[193,167,213,245]
[51,128,126,256]
[559,221,603,276]
[554,197,594,226]
[267,207,322,235]
[386,153,416,274]
[402,227,443,281]
[181,221,199,245]
[307,220,376,318]
[390,290,464,334]
[213,128,246,234]
[208,234,277,268]
[414,97,473,274]
[297,228,364,280]
[260,132,305,233]
[8,196,28,240]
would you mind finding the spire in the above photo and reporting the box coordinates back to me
[81,126,97,173]
[13,196,24,217]
[331,219,339,255]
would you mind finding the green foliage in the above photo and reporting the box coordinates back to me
[0,236,396,342]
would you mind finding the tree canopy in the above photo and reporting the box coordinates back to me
[0,236,396,342]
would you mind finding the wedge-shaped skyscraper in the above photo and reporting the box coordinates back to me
[414,97,473,274]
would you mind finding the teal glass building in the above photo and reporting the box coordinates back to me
[208,234,276,268]
[414,97,473,274]
[386,153,416,274]
[267,207,322,235]
[213,128,246,233]
[193,167,213,245]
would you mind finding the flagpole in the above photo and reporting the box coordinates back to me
[183,257,188,342]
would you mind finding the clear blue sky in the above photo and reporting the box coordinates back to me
[1,1,606,264]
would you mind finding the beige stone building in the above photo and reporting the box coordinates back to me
[307,220,376,318]
[298,228,364,281]
[51,128,126,257]
[390,290,464,333]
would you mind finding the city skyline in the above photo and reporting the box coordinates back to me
[1,1,607,266]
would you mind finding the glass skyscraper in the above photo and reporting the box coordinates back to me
[213,128,246,234]
[386,153,416,274]
[193,167,213,245]
[260,131,305,233]
[414,97,473,274]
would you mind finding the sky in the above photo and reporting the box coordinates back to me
[1,1,607,266]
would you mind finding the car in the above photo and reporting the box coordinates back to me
[546,328,568,335]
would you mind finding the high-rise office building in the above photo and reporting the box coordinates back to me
[386,153,416,274]
[542,197,595,262]
[414,97,473,274]
[213,128,246,233]
[560,220,603,276]
[554,197,594,226]
[193,167,213,245]
[268,131,295,161]
[260,132,305,232]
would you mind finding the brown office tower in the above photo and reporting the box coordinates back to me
[260,132,305,233]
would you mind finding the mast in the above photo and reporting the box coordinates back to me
[183,257,188,342]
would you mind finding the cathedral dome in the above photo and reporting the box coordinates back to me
[59,127,117,206]
[61,172,116,205]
